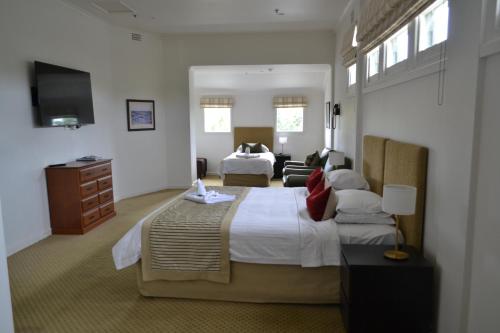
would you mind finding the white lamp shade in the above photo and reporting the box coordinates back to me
[279,136,288,144]
[328,151,345,166]
[382,185,417,215]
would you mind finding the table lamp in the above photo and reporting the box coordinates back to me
[382,184,417,260]
[329,151,345,167]
[278,136,288,154]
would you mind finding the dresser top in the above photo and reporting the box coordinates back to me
[342,245,432,268]
[46,159,112,169]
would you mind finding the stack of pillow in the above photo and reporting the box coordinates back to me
[305,168,394,225]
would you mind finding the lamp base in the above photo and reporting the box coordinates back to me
[384,249,409,260]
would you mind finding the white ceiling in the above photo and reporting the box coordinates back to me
[192,64,330,91]
[62,0,349,34]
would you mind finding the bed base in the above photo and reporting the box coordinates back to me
[223,174,270,187]
[138,261,340,304]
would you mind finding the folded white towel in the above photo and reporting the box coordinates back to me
[194,178,207,196]
[235,153,260,159]
[184,190,236,204]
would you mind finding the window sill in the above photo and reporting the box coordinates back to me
[362,58,443,94]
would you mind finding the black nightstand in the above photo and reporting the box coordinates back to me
[273,153,291,178]
[340,245,434,333]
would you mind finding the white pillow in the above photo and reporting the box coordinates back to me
[327,169,370,190]
[335,189,383,214]
[236,143,270,153]
[334,212,394,225]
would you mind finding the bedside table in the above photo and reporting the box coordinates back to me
[273,153,291,178]
[340,245,434,333]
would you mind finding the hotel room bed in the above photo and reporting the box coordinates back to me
[113,135,428,304]
[220,127,276,187]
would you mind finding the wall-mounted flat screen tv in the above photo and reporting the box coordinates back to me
[33,61,94,127]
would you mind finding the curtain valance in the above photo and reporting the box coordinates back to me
[358,0,434,53]
[200,96,234,108]
[342,24,357,67]
[272,96,308,108]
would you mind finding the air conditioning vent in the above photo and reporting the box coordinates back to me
[131,33,142,41]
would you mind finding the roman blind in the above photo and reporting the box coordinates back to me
[358,0,435,54]
[273,96,308,108]
[200,96,234,108]
[342,24,358,67]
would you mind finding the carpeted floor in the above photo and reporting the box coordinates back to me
[8,188,345,333]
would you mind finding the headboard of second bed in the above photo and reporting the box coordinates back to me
[362,135,428,251]
[233,127,274,152]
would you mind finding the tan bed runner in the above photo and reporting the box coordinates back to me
[141,186,249,284]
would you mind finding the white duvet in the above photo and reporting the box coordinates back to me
[218,152,276,179]
[112,187,399,270]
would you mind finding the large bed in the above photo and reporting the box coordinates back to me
[219,127,275,187]
[113,135,428,304]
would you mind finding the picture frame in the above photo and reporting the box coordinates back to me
[325,101,331,129]
[127,99,155,131]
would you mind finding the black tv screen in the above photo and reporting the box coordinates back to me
[34,61,94,127]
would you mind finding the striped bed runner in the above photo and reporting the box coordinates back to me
[141,186,249,284]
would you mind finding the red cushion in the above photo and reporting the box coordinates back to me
[305,167,323,193]
[306,186,337,222]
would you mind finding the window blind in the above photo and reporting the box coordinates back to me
[342,24,358,67]
[272,96,308,108]
[200,96,234,108]
[357,0,435,54]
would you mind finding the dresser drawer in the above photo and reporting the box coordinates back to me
[81,195,99,212]
[80,181,98,198]
[80,167,98,183]
[95,163,112,178]
[82,208,100,226]
[100,202,115,217]
[98,176,113,190]
[99,189,113,204]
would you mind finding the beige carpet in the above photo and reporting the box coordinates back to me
[8,188,345,333]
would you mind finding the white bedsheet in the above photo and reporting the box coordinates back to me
[112,187,399,270]
[218,152,276,179]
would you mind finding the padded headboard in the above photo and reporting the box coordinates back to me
[363,135,389,195]
[233,127,274,152]
[383,140,428,251]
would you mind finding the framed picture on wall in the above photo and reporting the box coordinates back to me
[127,99,155,131]
[325,101,331,129]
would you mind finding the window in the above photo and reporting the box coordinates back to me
[348,64,357,86]
[366,47,380,78]
[276,107,304,132]
[204,107,231,132]
[385,25,408,68]
[418,0,449,51]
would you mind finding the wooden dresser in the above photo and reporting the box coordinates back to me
[45,159,116,234]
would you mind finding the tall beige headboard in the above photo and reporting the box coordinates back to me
[363,135,389,195]
[362,135,428,251]
[383,140,428,251]
[233,127,274,152]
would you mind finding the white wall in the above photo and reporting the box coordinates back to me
[0,0,169,254]
[193,88,325,173]
[0,200,14,333]
[163,32,336,185]
[332,1,485,332]
[465,52,500,333]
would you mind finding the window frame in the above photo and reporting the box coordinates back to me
[203,107,232,133]
[363,0,449,91]
[415,0,449,66]
[275,106,305,133]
